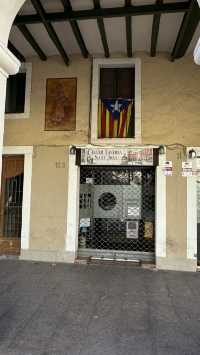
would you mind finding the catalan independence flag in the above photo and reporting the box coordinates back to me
[98,98,134,138]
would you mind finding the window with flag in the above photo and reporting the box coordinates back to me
[98,67,135,139]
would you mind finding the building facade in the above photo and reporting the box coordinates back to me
[0,0,200,272]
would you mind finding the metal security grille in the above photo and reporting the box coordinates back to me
[3,173,24,238]
[78,166,155,261]
[197,178,200,263]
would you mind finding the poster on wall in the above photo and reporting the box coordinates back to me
[45,78,77,131]
[162,161,173,176]
[144,221,153,239]
[80,148,154,166]
[182,161,193,177]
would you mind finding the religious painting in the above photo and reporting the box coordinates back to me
[45,78,77,131]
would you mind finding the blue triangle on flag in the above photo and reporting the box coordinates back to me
[102,99,131,119]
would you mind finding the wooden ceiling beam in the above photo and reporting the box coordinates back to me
[125,0,132,57]
[150,0,163,57]
[93,0,109,58]
[61,0,89,58]
[15,2,189,25]
[31,0,69,65]
[171,0,200,61]
[8,41,26,62]
[17,24,47,60]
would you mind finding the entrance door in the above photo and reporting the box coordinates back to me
[78,166,155,262]
[0,155,24,255]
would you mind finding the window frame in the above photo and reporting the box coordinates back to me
[5,62,32,120]
[90,58,141,145]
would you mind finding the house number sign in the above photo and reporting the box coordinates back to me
[80,148,154,166]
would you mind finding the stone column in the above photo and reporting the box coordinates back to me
[0,41,21,190]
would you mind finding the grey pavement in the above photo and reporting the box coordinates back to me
[0,260,200,355]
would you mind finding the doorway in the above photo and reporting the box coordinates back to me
[78,165,155,262]
[0,155,24,255]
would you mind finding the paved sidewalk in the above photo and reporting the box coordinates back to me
[0,260,200,355]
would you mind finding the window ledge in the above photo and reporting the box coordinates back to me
[5,113,30,120]
[92,136,142,146]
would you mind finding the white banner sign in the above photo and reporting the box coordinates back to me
[162,161,172,176]
[81,148,154,166]
[182,161,193,177]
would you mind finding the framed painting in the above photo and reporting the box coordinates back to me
[45,78,77,131]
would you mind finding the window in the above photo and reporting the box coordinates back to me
[5,63,32,119]
[100,68,134,99]
[99,67,135,138]
[91,58,141,145]
[5,73,26,114]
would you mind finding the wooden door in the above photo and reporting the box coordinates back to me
[0,155,24,255]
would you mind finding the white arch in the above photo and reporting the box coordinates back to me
[0,0,26,45]
[194,0,200,65]
[0,0,26,191]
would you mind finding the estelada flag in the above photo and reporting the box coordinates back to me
[98,98,135,138]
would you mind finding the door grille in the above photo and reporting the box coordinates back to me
[3,173,24,238]
[0,156,24,240]
[79,166,155,259]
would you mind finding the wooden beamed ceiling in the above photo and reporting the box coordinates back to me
[31,0,69,65]
[17,23,47,60]
[171,0,200,61]
[125,0,133,57]
[61,0,88,58]
[8,41,26,62]
[93,0,110,58]
[8,0,200,65]
[151,0,163,57]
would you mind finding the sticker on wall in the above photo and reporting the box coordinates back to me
[144,221,153,240]
[195,159,200,176]
[182,162,192,177]
[162,161,173,176]
[86,178,93,184]
[127,206,140,218]
[80,218,90,228]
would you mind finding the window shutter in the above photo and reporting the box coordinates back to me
[100,68,116,99]
[117,68,134,99]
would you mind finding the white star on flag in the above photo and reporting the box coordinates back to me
[110,100,123,114]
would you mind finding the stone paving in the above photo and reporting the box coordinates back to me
[0,260,200,354]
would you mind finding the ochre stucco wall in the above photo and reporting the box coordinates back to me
[142,54,200,146]
[29,146,68,251]
[3,52,200,262]
[166,149,187,258]
[4,55,91,146]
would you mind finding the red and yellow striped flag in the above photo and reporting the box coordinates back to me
[98,99,134,139]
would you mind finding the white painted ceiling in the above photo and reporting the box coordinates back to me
[9,0,200,59]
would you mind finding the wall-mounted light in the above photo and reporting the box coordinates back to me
[69,145,76,155]
[188,149,196,159]
[158,145,165,155]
